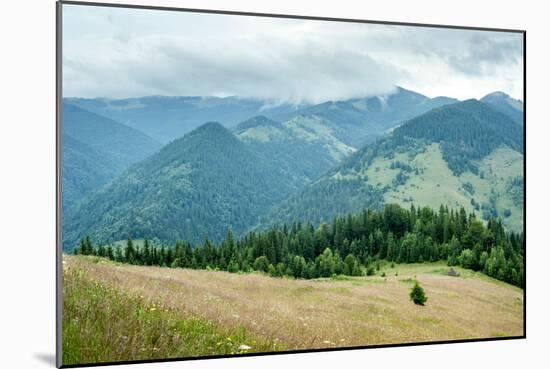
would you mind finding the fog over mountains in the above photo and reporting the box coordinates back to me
[61,88,524,248]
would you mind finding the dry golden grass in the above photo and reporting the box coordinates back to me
[64,256,523,353]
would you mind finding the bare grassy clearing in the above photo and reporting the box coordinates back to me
[64,255,523,356]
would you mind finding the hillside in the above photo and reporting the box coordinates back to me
[63,103,161,166]
[262,100,524,232]
[62,103,161,208]
[234,115,356,181]
[62,122,304,249]
[271,87,458,146]
[63,255,523,365]
[481,91,524,125]
[62,135,124,210]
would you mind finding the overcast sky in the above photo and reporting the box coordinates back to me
[62,4,524,103]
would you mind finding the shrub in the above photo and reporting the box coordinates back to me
[227,261,239,273]
[458,249,477,270]
[409,282,428,305]
[253,256,269,273]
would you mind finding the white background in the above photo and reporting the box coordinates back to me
[0,0,547,368]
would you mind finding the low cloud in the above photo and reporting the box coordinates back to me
[62,4,523,102]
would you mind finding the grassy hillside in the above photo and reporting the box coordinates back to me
[235,115,356,182]
[63,255,523,365]
[263,100,524,232]
[369,144,523,232]
[63,259,279,366]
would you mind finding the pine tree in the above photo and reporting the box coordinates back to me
[410,282,428,305]
[143,239,151,265]
[125,238,135,264]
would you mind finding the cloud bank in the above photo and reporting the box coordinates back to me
[62,4,524,102]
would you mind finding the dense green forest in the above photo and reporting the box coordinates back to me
[62,103,161,209]
[63,98,524,248]
[63,121,306,247]
[73,203,524,288]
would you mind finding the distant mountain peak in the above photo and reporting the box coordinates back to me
[192,121,227,133]
[234,115,281,133]
[175,121,238,147]
[459,98,481,105]
[480,91,524,125]
[483,91,510,99]
[481,91,523,105]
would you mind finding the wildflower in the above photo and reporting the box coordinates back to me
[150,307,157,311]
[238,344,252,350]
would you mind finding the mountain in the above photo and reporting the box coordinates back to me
[481,91,524,125]
[64,96,304,144]
[63,103,161,166]
[234,115,356,181]
[62,135,124,210]
[64,87,456,145]
[62,122,305,249]
[261,100,524,232]
[62,103,162,208]
[271,87,458,146]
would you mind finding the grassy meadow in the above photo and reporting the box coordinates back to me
[62,255,523,365]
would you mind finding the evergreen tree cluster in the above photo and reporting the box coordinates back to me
[74,203,524,288]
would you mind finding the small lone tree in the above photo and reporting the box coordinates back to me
[410,281,428,305]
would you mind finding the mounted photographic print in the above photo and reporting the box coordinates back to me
[57,1,526,367]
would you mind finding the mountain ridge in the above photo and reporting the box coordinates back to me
[62,103,162,209]
[480,91,524,125]
[62,121,304,249]
[259,99,524,232]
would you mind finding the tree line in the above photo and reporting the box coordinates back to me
[73,203,524,287]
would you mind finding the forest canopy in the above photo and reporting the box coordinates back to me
[73,203,524,288]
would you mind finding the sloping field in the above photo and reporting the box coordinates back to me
[63,256,523,364]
